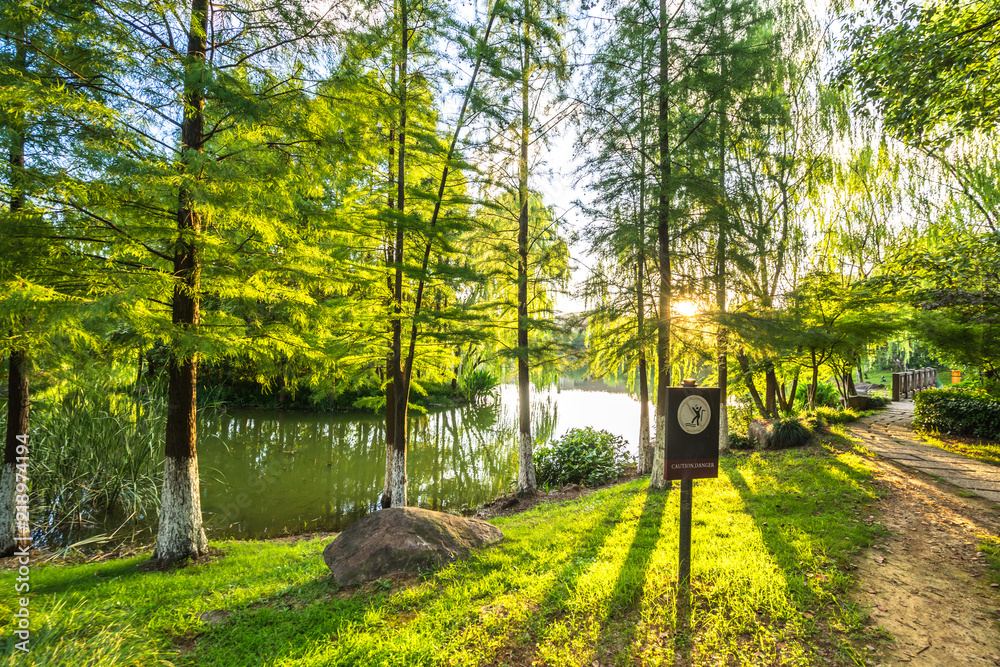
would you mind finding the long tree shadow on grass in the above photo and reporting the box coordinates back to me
[721,448,882,660]
[188,485,649,667]
[589,487,669,664]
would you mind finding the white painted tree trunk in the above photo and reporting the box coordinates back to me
[516,431,536,493]
[650,414,668,489]
[638,414,651,475]
[718,403,729,453]
[0,463,15,555]
[382,443,394,507]
[153,456,207,563]
[391,449,407,507]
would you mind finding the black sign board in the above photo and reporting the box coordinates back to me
[665,387,720,481]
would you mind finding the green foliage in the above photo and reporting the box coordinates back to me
[913,387,1000,440]
[727,432,756,450]
[457,368,498,404]
[865,395,887,409]
[795,381,839,408]
[979,536,1000,585]
[532,427,634,489]
[764,417,813,450]
[840,0,1000,146]
[809,406,860,425]
[728,401,757,437]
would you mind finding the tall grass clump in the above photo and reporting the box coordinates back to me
[25,381,168,539]
[764,417,813,450]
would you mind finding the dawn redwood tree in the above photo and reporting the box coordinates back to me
[479,0,571,493]
[575,0,657,474]
[156,0,211,564]
[0,26,29,558]
[374,0,503,506]
[0,0,114,556]
[29,0,349,565]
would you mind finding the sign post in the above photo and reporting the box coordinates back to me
[665,380,720,619]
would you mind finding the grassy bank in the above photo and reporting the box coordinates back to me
[1,437,886,666]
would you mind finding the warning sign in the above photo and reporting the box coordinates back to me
[665,387,720,481]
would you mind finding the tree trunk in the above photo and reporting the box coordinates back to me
[736,349,767,417]
[153,0,210,565]
[1,37,29,557]
[716,63,728,452]
[382,354,394,509]
[390,0,410,507]
[637,236,651,474]
[787,368,799,412]
[515,6,536,493]
[381,124,396,510]
[1,352,30,557]
[808,348,819,410]
[637,44,651,475]
[651,0,672,490]
[764,362,778,418]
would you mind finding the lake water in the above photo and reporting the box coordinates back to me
[197,384,642,540]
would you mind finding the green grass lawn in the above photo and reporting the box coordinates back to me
[1,439,887,666]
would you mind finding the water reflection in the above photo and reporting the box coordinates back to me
[193,384,638,539]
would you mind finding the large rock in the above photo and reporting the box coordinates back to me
[748,418,775,448]
[323,507,503,586]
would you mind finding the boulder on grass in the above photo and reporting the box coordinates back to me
[748,418,775,448]
[323,507,503,587]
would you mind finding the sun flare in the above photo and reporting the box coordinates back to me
[673,300,700,317]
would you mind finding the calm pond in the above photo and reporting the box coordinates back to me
[198,383,641,540]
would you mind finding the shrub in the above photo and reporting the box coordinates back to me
[811,406,860,425]
[533,427,634,489]
[727,401,756,437]
[795,381,840,408]
[728,433,756,450]
[913,387,1000,440]
[765,417,813,450]
[799,412,826,432]
[458,368,499,403]
[865,395,888,409]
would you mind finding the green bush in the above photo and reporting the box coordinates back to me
[765,417,813,450]
[799,412,826,432]
[795,381,840,408]
[533,427,634,489]
[458,368,498,403]
[728,433,756,450]
[811,406,860,425]
[865,395,888,409]
[913,387,1000,439]
[727,401,756,437]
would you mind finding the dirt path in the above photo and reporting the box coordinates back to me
[844,409,1000,665]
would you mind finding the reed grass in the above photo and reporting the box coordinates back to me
[3,380,166,545]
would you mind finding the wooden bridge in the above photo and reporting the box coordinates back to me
[891,368,937,401]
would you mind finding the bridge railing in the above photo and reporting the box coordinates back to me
[891,368,937,401]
